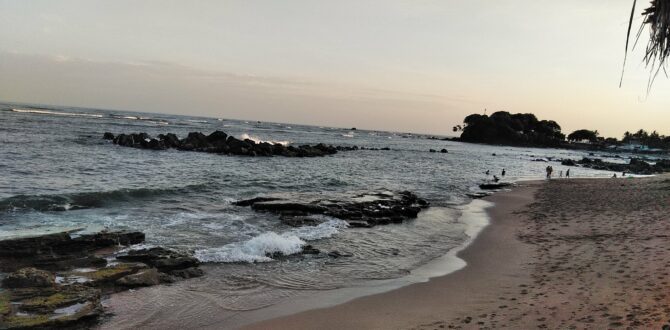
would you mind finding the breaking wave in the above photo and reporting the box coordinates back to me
[239,133,290,146]
[195,218,348,263]
[12,108,103,118]
[0,184,210,212]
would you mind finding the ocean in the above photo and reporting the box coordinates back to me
[0,101,623,323]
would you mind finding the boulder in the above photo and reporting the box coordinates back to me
[440,149,448,153]
[561,159,577,166]
[2,268,55,289]
[236,190,429,228]
[102,132,115,140]
[116,268,161,287]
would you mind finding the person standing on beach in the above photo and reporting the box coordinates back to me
[566,169,570,178]
[502,169,506,177]
[559,170,563,178]
[546,166,552,179]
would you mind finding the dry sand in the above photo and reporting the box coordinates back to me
[246,176,670,329]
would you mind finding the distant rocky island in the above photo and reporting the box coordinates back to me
[452,111,670,153]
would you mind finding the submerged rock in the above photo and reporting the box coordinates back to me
[116,268,161,288]
[479,183,513,190]
[235,190,429,228]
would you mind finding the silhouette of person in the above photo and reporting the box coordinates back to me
[485,170,490,175]
[502,169,506,177]
[493,175,500,182]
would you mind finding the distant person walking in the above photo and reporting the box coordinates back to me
[546,166,553,179]
[566,169,570,178]
[559,170,563,178]
[501,169,506,177]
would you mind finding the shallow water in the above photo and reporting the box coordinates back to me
[0,101,626,314]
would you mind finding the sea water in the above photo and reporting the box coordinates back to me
[0,101,623,316]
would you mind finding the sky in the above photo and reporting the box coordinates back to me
[0,0,668,137]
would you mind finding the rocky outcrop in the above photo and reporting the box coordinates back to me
[479,183,513,190]
[0,230,203,329]
[576,157,670,175]
[104,131,355,157]
[235,190,429,228]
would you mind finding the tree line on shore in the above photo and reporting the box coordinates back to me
[453,111,670,150]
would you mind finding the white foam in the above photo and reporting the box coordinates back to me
[195,218,347,263]
[239,133,290,146]
[342,132,355,138]
[12,108,103,118]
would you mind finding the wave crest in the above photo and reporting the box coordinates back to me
[195,218,348,263]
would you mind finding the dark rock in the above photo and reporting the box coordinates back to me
[467,192,490,199]
[237,191,428,228]
[429,149,437,153]
[0,230,144,272]
[2,268,55,289]
[103,132,115,140]
[327,251,353,258]
[116,268,161,287]
[168,267,204,279]
[440,149,448,153]
[233,197,282,207]
[116,247,199,271]
[301,245,321,255]
[108,131,346,157]
[561,159,577,166]
[479,183,513,190]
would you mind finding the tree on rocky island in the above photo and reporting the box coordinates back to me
[456,111,565,147]
[567,129,600,143]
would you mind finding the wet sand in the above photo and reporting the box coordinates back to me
[246,176,670,329]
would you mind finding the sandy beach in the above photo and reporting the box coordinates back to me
[247,176,670,329]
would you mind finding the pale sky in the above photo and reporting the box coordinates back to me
[1,0,668,137]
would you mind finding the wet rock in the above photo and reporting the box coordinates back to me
[0,284,102,329]
[327,251,353,258]
[479,183,513,190]
[301,245,321,255]
[77,263,147,285]
[0,230,144,259]
[429,149,437,153]
[0,231,204,329]
[2,268,55,289]
[168,267,204,279]
[561,159,577,166]
[236,190,428,228]
[116,268,161,288]
[232,197,281,207]
[116,247,200,271]
[576,157,668,175]
[280,215,324,227]
[102,132,115,140]
[467,192,491,199]
[107,131,346,157]
[441,149,448,153]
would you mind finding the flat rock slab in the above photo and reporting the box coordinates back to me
[479,183,513,190]
[0,231,204,329]
[235,190,429,227]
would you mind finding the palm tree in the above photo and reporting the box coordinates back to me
[622,0,670,89]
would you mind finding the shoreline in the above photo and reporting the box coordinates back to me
[244,181,541,329]
[247,175,670,329]
[97,199,499,329]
